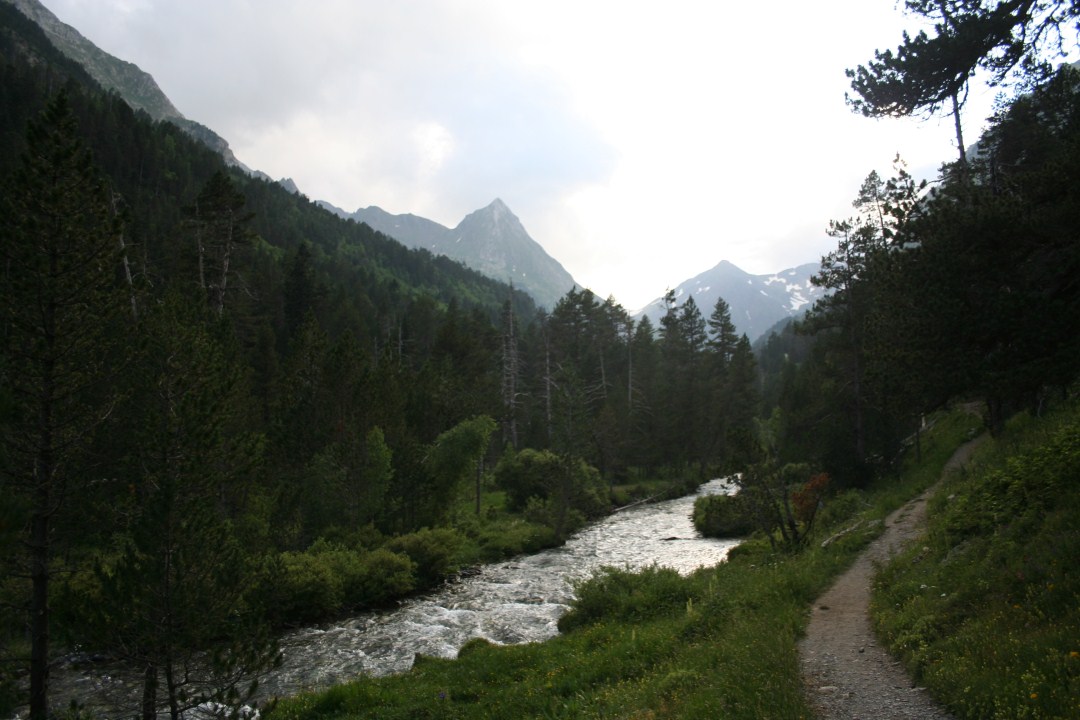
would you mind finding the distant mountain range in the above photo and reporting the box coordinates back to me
[320,199,578,310]
[5,0,578,309]
[635,260,823,344]
[8,0,820,324]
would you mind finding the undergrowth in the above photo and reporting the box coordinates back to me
[871,404,1080,719]
[267,409,977,719]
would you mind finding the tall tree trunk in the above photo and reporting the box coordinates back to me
[141,662,159,720]
[29,259,58,720]
[29,504,50,720]
[113,194,139,322]
[952,91,968,172]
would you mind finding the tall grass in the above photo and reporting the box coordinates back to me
[871,404,1080,719]
[268,409,978,719]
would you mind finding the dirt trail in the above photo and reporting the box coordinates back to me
[798,437,987,720]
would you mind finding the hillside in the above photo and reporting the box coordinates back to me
[4,0,251,167]
[0,1,536,327]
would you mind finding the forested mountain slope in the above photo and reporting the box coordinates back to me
[4,0,248,167]
[0,1,537,327]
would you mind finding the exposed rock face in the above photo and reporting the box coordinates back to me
[6,0,247,169]
[351,199,577,310]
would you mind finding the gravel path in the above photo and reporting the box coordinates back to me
[798,437,987,720]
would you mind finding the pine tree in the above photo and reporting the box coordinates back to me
[501,294,521,450]
[0,91,128,720]
[65,293,278,720]
[185,171,256,316]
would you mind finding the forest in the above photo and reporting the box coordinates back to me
[3,0,1080,718]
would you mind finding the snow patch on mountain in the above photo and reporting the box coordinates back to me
[635,260,824,343]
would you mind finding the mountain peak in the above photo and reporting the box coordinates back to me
[635,260,824,343]
[458,198,529,239]
[348,200,576,309]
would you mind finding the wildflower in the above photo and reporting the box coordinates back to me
[1070,651,1079,659]
[1030,693,1038,700]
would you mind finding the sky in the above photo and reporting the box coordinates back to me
[43,0,1021,311]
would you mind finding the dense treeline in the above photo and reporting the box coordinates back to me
[759,64,1080,490]
[751,0,1080,494]
[0,9,763,719]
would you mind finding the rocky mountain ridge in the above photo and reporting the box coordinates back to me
[324,199,578,310]
[9,0,819,323]
[5,0,247,169]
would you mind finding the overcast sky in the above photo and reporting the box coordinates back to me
[45,0,1015,310]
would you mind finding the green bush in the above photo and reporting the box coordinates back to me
[558,565,693,632]
[277,551,345,624]
[692,493,755,537]
[347,548,416,607]
[523,495,587,537]
[384,527,462,587]
[275,544,416,623]
[494,448,608,519]
[473,518,558,561]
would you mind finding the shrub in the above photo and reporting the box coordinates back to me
[495,448,559,512]
[495,449,608,519]
[274,543,417,623]
[348,548,416,607]
[384,527,463,587]
[277,551,345,624]
[558,565,693,632]
[474,518,558,561]
[692,494,755,538]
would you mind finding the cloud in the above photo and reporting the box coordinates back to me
[43,0,1023,310]
[75,1,618,221]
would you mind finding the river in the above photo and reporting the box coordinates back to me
[261,477,739,699]
[43,478,739,714]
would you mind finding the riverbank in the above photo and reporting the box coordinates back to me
[256,478,738,700]
[268,409,982,719]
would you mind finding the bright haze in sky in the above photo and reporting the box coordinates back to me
[45,0,1010,311]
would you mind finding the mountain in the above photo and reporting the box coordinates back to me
[635,260,823,344]
[337,199,577,310]
[4,0,248,169]
[6,0,576,309]
[0,1,538,326]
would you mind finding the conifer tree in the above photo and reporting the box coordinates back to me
[847,1,1079,169]
[65,292,278,720]
[0,91,127,720]
[185,171,255,316]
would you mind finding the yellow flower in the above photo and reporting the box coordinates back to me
[1030,693,1038,700]
[1070,651,1079,659]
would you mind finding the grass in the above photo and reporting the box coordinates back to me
[267,409,979,719]
[871,403,1080,719]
